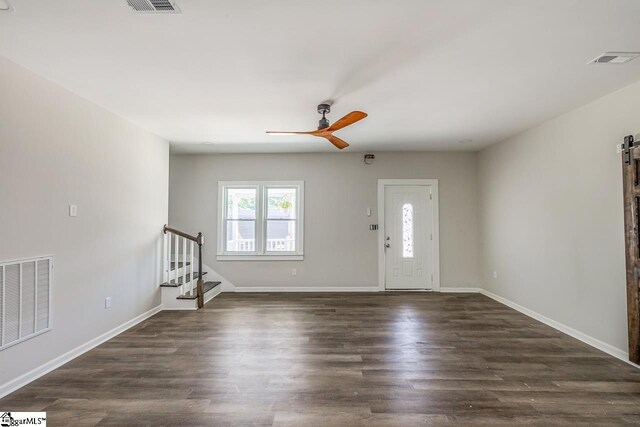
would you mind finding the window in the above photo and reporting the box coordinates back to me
[218,181,304,260]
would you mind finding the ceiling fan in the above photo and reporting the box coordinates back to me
[266,104,367,150]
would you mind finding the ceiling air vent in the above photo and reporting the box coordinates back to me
[589,52,640,65]
[127,0,181,13]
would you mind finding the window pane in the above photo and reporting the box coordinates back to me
[267,188,297,219]
[226,188,256,220]
[226,220,256,252]
[402,203,414,258]
[266,220,296,252]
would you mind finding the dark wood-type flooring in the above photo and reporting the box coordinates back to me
[2,293,640,426]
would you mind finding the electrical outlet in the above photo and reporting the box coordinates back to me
[493,271,498,279]
[291,269,297,276]
[105,297,112,309]
[69,204,78,217]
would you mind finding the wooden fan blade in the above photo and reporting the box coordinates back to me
[324,135,349,150]
[325,111,367,132]
[266,131,314,135]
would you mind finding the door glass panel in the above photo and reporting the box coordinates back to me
[402,203,414,258]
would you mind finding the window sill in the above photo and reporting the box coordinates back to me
[216,254,304,261]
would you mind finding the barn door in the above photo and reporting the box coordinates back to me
[622,135,640,364]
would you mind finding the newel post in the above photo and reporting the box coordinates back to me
[196,232,204,309]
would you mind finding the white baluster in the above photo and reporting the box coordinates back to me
[190,240,195,297]
[174,233,179,291]
[167,232,172,284]
[163,231,168,283]
[182,236,187,296]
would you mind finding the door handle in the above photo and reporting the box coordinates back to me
[385,243,390,248]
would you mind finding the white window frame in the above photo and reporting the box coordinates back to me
[217,181,304,261]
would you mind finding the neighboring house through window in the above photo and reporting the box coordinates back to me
[217,181,304,260]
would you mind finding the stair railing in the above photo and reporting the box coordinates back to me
[163,225,205,308]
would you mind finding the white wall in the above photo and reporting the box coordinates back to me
[478,79,640,355]
[0,57,169,389]
[169,152,481,289]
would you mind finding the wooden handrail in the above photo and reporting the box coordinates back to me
[163,225,203,245]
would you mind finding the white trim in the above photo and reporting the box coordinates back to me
[440,287,482,293]
[377,179,440,292]
[234,286,379,293]
[217,181,304,258]
[0,304,162,399]
[216,255,303,261]
[479,289,639,369]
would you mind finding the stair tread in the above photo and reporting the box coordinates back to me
[169,261,191,271]
[176,281,221,300]
[160,272,207,287]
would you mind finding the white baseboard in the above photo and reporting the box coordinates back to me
[234,286,380,293]
[479,289,639,369]
[0,305,162,399]
[440,287,481,293]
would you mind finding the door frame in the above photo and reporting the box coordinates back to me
[377,179,440,292]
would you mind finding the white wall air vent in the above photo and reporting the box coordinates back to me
[589,52,640,65]
[127,0,181,13]
[0,256,52,351]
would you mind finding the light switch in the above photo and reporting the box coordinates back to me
[69,204,78,217]
[366,208,371,217]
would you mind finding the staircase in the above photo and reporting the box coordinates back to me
[161,225,221,310]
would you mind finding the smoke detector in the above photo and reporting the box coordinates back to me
[127,0,181,13]
[589,52,640,65]
[0,0,14,12]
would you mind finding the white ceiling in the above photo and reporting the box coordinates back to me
[1,0,640,153]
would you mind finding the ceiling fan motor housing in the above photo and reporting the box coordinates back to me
[317,103,331,114]
[318,117,330,130]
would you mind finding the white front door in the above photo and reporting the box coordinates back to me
[384,185,433,290]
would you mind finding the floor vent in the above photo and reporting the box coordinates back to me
[127,0,181,13]
[0,256,52,351]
